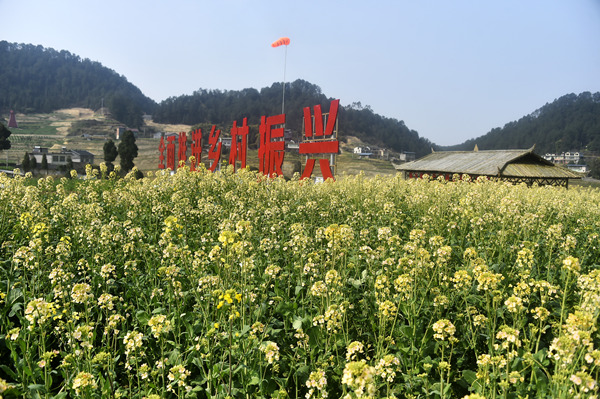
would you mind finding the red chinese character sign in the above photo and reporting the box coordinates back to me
[158,136,166,169]
[156,99,342,180]
[208,125,222,172]
[166,135,177,170]
[190,128,202,171]
[228,118,249,171]
[300,99,340,181]
[259,114,286,177]
[178,132,187,166]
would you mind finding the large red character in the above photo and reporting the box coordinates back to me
[228,118,249,171]
[208,125,222,172]
[178,132,187,166]
[190,128,202,171]
[166,135,177,170]
[258,114,286,177]
[158,135,166,169]
[300,99,340,180]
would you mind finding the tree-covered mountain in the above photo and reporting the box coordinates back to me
[154,79,434,156]
[0,41,433,156]
[443,92,600,154]
[0,41,156,127]
[7,41,598,160]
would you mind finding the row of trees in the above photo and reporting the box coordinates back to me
[0,41,155,127]
[104,131,138,172]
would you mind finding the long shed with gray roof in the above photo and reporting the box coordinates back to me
[395,147,580,187]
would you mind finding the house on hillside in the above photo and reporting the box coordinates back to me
[353,146,373,158]
[543,152,582,165]
[398,152,416,162]
[30,146,95,168]
[396,146,580,187]
[376,148,389,160]
[567,164,588,174]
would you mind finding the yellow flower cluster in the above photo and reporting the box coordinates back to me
[432,319,457,342]
[148,314,172,338]
[374,354,400,383]
[260,341,280,365]
[24,298,57,330]
[346,341,365,362]
[341,360,376,399]
[72,371,97,395]
[306,369,328,399]
[71,283,93,304]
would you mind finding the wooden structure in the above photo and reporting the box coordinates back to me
[395,146,580,187]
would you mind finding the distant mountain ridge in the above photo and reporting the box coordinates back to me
[443,92,600,155]
[1,41,598,158]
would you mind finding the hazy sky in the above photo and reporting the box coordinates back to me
[2,0,599,146]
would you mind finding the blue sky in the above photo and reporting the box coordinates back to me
[2,0,599,146]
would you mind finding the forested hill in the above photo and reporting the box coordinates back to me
[0,41,156,127]
[154,80,434,157]
[0,41,433,156]
[443,92,600,154]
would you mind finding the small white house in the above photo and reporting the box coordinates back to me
[353,146,373,157]
[543,152,582,164]
[30,146,95,167]
[567,164,588,174]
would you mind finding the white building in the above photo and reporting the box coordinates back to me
[353,146,373,157]
[543,152,581,164]
[30,146,95,167]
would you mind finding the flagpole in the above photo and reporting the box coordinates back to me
[282,44,287,114]
[271,37,290,114]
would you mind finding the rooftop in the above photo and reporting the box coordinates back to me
[396,147,580,180]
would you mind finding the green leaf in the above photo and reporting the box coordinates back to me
[168,348,181,365]
[348,278,362,289]
[27,384,45,393]
[9,302,22,317]
[292,316,303,330]
[248,376,261,386]
[0,364,18,380]
[462,369,477,385]
[533,348,549,366]
[192,357,204,371]
[7,287,23,306]
[295,364,310,378]
[233,364,246,374]
[535,367,549,392]
[399,325,413,340]
[22,364,33,378]
[136,310,150,325]
[240,324,251,335]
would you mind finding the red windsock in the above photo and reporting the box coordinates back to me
[271,37,290,47]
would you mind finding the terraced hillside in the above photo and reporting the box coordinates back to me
[1,109,397,177]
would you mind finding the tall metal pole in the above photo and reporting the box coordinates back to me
[282,44,287,114]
